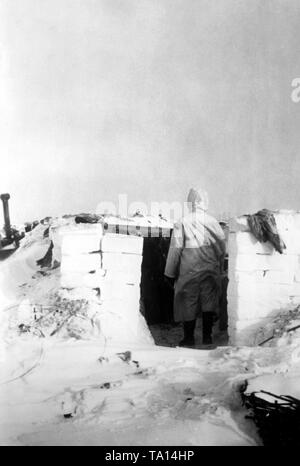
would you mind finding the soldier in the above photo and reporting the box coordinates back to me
[165,188,226,347]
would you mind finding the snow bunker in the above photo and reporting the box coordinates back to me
[57,223,154,345]
[51,217,175,346]
[228,211,300,346]
[56,217,227,344]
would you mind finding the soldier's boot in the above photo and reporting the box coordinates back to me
[179,320,196,347]
[202,312,215,345]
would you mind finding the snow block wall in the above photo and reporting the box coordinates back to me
[228,211,300,346]
[59,225,154,345]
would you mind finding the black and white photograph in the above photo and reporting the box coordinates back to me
[1,0,300,448]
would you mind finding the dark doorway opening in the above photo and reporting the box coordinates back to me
[141,236,174,325]
[140,236,229,347]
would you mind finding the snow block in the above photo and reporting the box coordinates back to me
[229,210,299,237]
[101,252,143,274]
[229,269,295,285]
[229,253,297,272]
[101,233,144,255]
[61,226,103,255]
[100,268,142,285]
[274,212,296,233]
[286,230,300,255]
[98,309,153,344]
[99,294,140,315]
[97,297,142,340]
[98,311,135,341]
[227,280,292,300]
[228,231,274,255]
[225,212,300,345]
[61,253,101,274]
[60,270,105,289]
[229,218,300,256]
[228,294,290,321]
[60,271,142,291]
[98,280,140,303]
[273,229,300,255]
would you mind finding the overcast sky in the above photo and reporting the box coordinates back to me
[0,0,300,224]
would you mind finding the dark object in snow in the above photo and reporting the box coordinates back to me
[247,209,286,254]
[94,287,101,298]
[18,323,31,333]
[100,382,111,389]
[117,351,132,363]
[259,324,300,346]
[40,217,52,225]
[1,193,13,241]
[0,193,25,249]
[75,213,102,224]
[133,369,151,377]
[98,356,109,364]
[36,241,53,268]
[98,380,123,389]
[25,221,39,232]
[11,228,25,248]
[132,210,144,218]
[52,260,60,270]
[242,389,300,446]
[63,413,73,419]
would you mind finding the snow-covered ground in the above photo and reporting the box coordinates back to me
[1,219,300,446]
